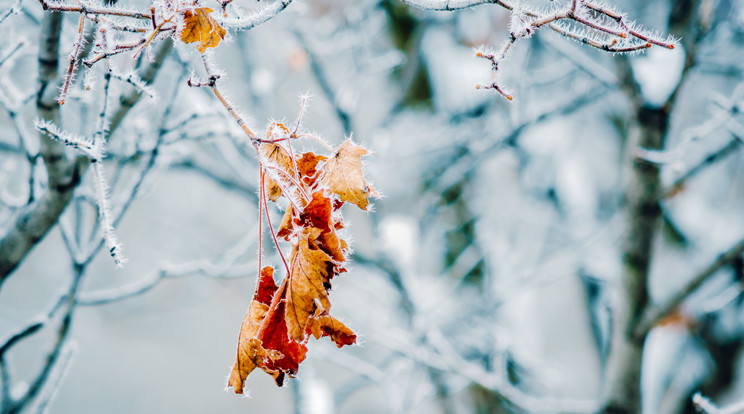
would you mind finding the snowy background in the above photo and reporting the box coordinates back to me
[1,0,744,413]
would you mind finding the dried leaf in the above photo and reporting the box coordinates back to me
[321,140,378,210]
[297,152,327,187]
[317,230,347,263]
[179,8,227,54]
[277,193,347,262]
[228,267,282,393]
[277,205,296,240]
[299,192,347,261]
[261,143,294,202]
[277,190,330,240]
[301,191,333,233]
[307,311,356,348]
[285,228,335,341]
[257,279,308,379]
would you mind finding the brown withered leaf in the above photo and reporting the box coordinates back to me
[179,8,227,54]
[300,192,347,261]
[277,192,347,261]
[321,140,379,210]
[277,205,296,240]
[228,267,283,393]
[297,152,327,187]
[307,310,356,348]
[257,279,308,382]
[277,190,330,240]
[285,228,335,341]
[261,143,294,202]
[301,191,333,233]
[318,230,347,263]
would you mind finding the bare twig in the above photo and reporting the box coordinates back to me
[664,137,742,198]
[694,393,744,414]
[77,233,255,306]
[1,265,85,414]
[31,343,76,414]
[38,0,151,19]
[57,13,87,105]
[0,0,22,25]
[405,0,675,99]
[635,237,744,339]
[293,30,353,136]
[0,41,23,70]
[217,0,293,30]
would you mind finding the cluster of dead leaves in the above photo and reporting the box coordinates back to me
[228,128,378,393]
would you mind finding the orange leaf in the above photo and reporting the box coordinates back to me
[277,205,296,240]
[297,152,327,187]
[257,279,308,381]
[321,140,378,210]
[318,230,347,263]
[260,143,294,202]
[301,191,333,233]
[307,310,356,348]
[277,193,347,262]
[300,192,347,261]
[228,267,282,393]
[179,8,227,54]
[277,191,330,240]
[285,228,335,341]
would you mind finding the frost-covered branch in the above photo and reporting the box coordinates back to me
[0,11,69,287]
[169,159,258,199]
[405,0,676,99]
[38,0,151,19]
[57,13,87,105]
[0,19,171,287]
[0,0,22,25]
[400,0,502,11]
[217,0,293,30]
[0,41,23,69]
[293,30,354,136]
[34,120,104,160]
[31,343,76,414]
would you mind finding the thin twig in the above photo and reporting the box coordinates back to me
[693,392,744,414]
[4,266,85,414]
[38,0,151,19]
[58,13,87,105]
[635,237,744,339]
[664,137,742,198]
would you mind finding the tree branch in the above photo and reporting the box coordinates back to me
[0,37,172,288]
[634,237,744,339]
[4,265,84,414]
[0,11,71,287]
[399,0,501,11]
[693,392,744,414]
[664,137,742,198]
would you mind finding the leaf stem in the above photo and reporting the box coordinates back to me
[261,170,291,277]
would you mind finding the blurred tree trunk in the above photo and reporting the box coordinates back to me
[601,1,702,412]
[601,104,668,414]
